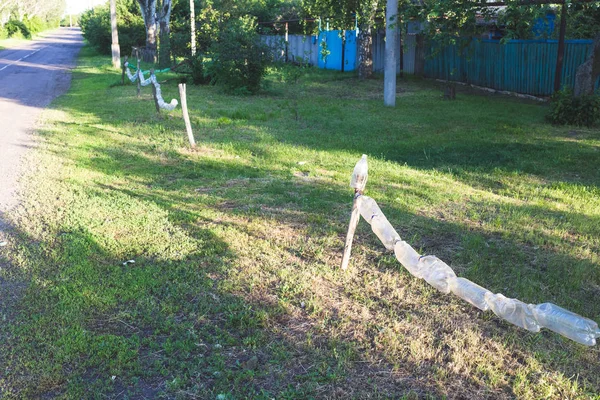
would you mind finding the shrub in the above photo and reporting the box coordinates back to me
[206,16,271,94]
[23,16,45,35]
[547,89,600,127]
[5,19,31,39]
[190,55,210,85]
[0,25,7,40]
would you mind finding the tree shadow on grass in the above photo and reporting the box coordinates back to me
[26,134,599,398]
[2,187,457,399]
[11,63,599,397]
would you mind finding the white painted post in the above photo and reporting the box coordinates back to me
[384,0,398,107]
[178,83,196,148]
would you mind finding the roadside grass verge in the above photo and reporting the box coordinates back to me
[0,28,56,50]
[0,46,599,398]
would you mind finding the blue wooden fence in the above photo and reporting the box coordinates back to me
[424,39,596,96]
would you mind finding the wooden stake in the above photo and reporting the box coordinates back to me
[341,192,361,270]
[554,3,568,93]
[121,56,128,85]
[136,49,141,98]
[150,69,160,114]
[178,83,196,148]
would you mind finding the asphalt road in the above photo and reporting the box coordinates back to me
[0,27,83,225]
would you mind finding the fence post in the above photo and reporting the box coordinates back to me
[554,3,568,93]
[150,69,160,114]
[178,83,196,148]
[121,56,128,85]
[136,49,141,98]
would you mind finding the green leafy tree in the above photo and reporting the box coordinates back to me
[206,15,272,93]
[80,0,145,55]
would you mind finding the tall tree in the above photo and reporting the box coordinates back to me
[136,0,173,64]
[157,0,173,67]
[136,0,158,57]
[110,0,121,69]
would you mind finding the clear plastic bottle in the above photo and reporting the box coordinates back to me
[417,256,457,294]
[350,154,368,191]
[393,241,422,278]
[357,196,383,225]
[371,215,401,250]
[531,303,600,346]
[449,278,491,311]
[484,293,540,332]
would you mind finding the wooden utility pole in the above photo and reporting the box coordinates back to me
[384,0,398,106]
[110,0,121,69]
[554,3,568,93]
[190,0,196,56]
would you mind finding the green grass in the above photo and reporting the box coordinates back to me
[0,29,54,50]
[1,46,599,398]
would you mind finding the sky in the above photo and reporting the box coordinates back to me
[65,0,107,14]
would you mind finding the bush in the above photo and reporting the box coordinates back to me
[23,16,45,35]
[0,25,7,40]
[5,19,31,39]
[79,0,145,56]
[547,89,600,127]
[190,55,210,85]
[206,16,271,94]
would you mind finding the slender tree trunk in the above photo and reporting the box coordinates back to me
[190,0,196,57]
[358,0,379,80]
[158,0,173,68]
[553,3,567,93]
[110,0,121,69]
[358,25,374,79]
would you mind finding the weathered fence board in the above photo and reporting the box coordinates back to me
[373,33,416,74]
[261,34,319,66]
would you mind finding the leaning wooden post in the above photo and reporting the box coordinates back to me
[121,56,128,85]
[136,49,141,98]
[150,69,160,114]
[178,83,196,148]
[341,154,368,270]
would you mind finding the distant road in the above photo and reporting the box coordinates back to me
[0,28,83,222]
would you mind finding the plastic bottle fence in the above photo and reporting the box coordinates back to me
[347,156,600,346]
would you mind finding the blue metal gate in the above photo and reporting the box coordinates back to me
[318,30,358,72]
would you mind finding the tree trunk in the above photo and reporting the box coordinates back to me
[357,0,379,80]
[137,0,157,62]
[574,34,600,97]
[110,0,121,69]
[157,0,172,68]
[358,25,374,80]
[190,0,196,57]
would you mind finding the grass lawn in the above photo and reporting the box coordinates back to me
[0,46,599,399]
[0,30,54,50]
